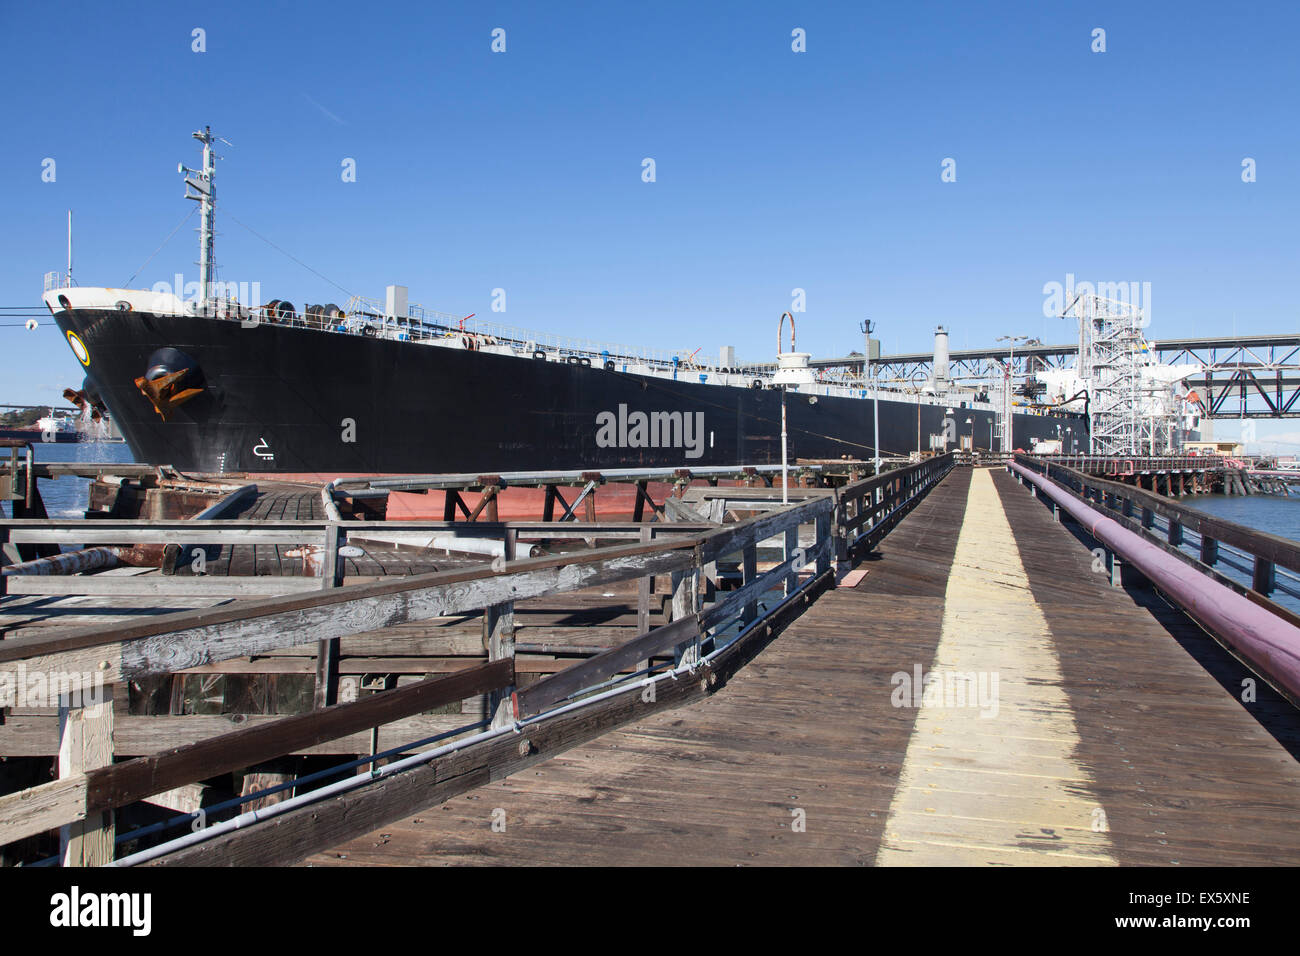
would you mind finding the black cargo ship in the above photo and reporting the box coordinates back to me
[41,130,1084,475]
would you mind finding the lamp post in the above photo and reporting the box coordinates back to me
[966,417,973,453]
[996,334,1032,452]
[910,370,928,456]
[862,319,880,474]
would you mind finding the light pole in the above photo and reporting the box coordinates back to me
[995,334,1031,452]
[910,370,928,456]
[966,417,973,453]
[862,319,881,474]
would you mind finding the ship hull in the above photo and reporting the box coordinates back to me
[53,309,1084,474]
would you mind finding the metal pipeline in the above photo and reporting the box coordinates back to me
[1009,462,1300,703]
[1,546,120,576]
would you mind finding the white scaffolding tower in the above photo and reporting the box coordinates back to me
[1065,293,1176,455]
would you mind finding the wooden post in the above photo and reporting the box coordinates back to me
[632,480,647,523]
[1201,535,1219,566]
[637,526,654,673]
[637,526,653,633]
[1167,519,1184,547]
[60,685,114,866]
[1253,557,1276,596]
[314,523,342,709]
[785,525,800,596]
[542,484,557,523]
[833,492,849,574]
[486,530,517,728]
[741,542,758,625]
[467,486,499,522]
[815,510,832,575]
[671,555,700,666]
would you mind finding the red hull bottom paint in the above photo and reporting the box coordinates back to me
[247,474,766,522]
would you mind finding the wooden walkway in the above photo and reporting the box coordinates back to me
[305,467,1300,866]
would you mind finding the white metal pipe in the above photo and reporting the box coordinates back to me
[781,388,789,505]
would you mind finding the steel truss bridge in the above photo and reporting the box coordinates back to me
[755,334,1300,420]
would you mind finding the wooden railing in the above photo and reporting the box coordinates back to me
[834,453,955,564]
[0,518,712,597]
[1031,454,1226,475]
[0,459,955,865]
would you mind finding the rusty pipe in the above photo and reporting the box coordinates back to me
[2,546,121,576]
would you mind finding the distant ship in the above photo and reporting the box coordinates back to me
[41,128,1084,475]
[0,411,84,444]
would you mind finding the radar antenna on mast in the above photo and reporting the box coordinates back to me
[178,126,217,307]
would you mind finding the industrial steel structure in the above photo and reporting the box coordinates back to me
[781,333,1300,421]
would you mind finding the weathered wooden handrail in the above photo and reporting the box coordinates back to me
[126,569,841,867]
[0,660,512,847]
[0,492,837,850]
[834,453,954,561]
[516,530,834,717]
[0,543,698,708]
[1030,454,1225,474]
[1,518,717,545]
[0,497,833,707]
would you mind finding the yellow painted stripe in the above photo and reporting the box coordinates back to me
[875,469,1116,866]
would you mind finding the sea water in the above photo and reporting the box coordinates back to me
[1,440,134,518]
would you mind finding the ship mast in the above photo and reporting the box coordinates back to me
[179,127,217,306]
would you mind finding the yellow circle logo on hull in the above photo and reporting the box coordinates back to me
[67,330,90,366]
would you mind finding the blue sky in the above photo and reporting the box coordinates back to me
[2,0,1297,443]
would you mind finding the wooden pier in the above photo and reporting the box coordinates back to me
[3,452,1299,867]
[300,466,1300,867]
